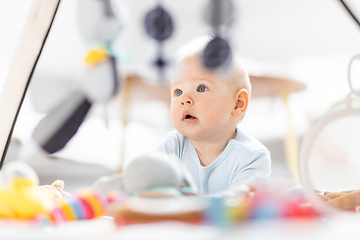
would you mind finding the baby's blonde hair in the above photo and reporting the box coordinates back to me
[175,35,251,98]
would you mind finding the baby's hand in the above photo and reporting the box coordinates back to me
[37,179,71,205]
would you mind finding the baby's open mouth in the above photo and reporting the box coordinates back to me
[183,113,197,120]
[185,114,196,119]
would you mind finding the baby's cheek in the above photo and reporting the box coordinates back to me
[170,108,180,125]
[205,112,224,127]
[205,104,231,124]
[211,101,230,115]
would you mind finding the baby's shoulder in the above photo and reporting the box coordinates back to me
[233,129,269,154]
[163,130,187,143]
[158,131,189,150]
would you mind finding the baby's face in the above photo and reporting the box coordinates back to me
[170,57,237,141]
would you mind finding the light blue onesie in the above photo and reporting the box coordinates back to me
[156,127,271,194]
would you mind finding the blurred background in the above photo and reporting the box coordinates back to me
[1,0,360,192]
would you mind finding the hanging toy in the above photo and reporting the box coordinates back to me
[202,0,234,70]
[144,2,174,82]
[23,0,126,156]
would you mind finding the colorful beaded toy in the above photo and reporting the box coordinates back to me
[50,188,108,223]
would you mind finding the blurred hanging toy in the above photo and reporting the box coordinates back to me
[144,1,174,82]
[25,0,127,156]
[203,0,234,71]
[0,161,66,220]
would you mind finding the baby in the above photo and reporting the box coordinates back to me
[157,36,271,195]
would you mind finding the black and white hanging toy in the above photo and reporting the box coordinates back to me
[202,0,234,70]
[23,0,126,157]
[144,2,174,82]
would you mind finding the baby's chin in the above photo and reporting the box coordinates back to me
[176,127,208,141]
[177,124,236,142]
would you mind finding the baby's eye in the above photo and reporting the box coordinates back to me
[197,85,208,92]
[175,89,183,97]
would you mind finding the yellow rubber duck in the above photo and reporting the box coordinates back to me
[0,161,54,220]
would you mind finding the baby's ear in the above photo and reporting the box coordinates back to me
[232,89,249,118]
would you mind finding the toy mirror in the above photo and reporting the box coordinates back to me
[298,0,360,215]
[299,54,360,214]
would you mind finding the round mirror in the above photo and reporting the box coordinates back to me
[299,94,360,213]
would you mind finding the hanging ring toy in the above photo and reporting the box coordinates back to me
[348,54,360,97]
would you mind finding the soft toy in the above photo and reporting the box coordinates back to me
[93,152,199,197]
[0,161,54,220]
[0,161,119,223]
[37,179,70,205]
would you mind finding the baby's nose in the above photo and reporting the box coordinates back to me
[181,96,193,106]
